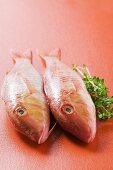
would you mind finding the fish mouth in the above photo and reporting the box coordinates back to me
[24,125,48,144]
[19,128,47,144]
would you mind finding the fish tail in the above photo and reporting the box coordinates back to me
[10,49,33,63]
[36,48,47,68]
[49,48,61,60]
[36,48,61,68]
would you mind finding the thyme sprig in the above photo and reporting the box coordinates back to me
[72,64,113,120]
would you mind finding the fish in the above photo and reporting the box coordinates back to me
[38,48,96,143]
[1,50,50,144]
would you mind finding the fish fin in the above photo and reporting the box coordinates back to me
[23,50,33,63]
[38,122,57,144]
[14,73,37,97]
[10,49,21,63]
[48,122,57,136]
[1,86,4,100]
[36,48,61,67]
[18,74,37,95]
[49,48,61,60]
[23,79,37,95]
[1,74,7,100]
[36,48,47,68]
[10,49,33,63]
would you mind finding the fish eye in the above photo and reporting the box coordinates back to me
[15,107,27,116]
[61,104,74,114]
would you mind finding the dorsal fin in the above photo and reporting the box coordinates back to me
[36,49,47,68]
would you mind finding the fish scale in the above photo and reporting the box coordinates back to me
[1,50,50,144]
[40,48,96,143]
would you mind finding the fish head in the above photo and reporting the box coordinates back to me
[55,88,78,116]
[51,86,96,143]
[6,92,50,144]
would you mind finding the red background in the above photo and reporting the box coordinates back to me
[0,1,113,170]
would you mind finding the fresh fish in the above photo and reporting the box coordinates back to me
[39,48,96,143]
[1,50,50,144]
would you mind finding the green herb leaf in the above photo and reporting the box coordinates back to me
[72,64,113,120]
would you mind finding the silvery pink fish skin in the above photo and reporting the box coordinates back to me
[39,49,96,143]
[1,50,50,144]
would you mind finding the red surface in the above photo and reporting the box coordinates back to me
[0,1,113,170]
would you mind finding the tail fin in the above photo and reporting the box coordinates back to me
[36,49,47,68]
[36,48,61,68]
[49,48,61,60]
[10,49,33,63]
